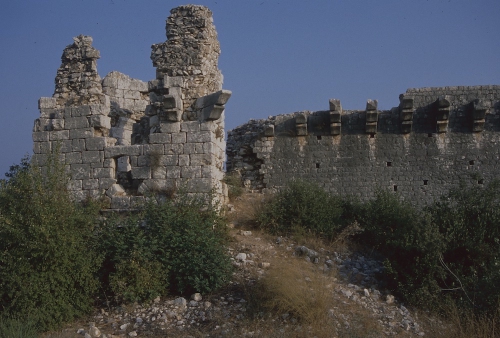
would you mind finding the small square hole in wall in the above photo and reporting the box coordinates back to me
[393,185,398,192]
[469,160,475,165]
[428,133,433,137]
[478,179,484,185]
[423,180,428,185]
[316,163,320,169]
[317,135,322,140]
[387,162,392,167]
[370,133,375,138]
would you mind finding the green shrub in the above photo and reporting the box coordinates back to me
[223,171,244,200]
[258,180,343,240]
[99,192,233,298]
[0,155,101,331]
[0,316,38,338]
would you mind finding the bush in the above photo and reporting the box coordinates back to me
[223,171,244,200]
[99,192,233,298]
[0,316,38,338]
[0,155,101,331]
[258,180,343,240]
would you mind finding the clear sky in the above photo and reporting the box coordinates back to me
[0,0,498,176]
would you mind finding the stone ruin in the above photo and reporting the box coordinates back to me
[32,5,231,210]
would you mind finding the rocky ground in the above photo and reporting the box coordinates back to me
[45,194,432,338]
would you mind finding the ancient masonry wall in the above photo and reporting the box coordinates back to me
[32,5,231,210]
[227,86,500,206]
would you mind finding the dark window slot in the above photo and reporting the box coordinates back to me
[387,162,392,167]
[469,160,475,165]
[423,180,428,185]
[316,163,320,169]
[370,133,375,138]
[393,185,397,192]
[478,179,484,185]
[317,135,322,140]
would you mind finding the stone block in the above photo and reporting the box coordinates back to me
[83,179,99,190]
[71,106,91,117]
[166,166,181,178]
[40,108,64,119]
[68,179,82,191]
[366,99,378,111]
[131,167,151,179]
[159,109,182,122]
[184,143,204,155]
[130,79,148,92]
[149,133,171,144]
[161,155,178,166]
[187,131,211,143]
[93,167,115,179]
[65,152,82,164]
[165,143,184,154]
[160,122,181,133]
[163,95,178,109]
[90,115,111,129]
[99,178,117,190]
[130,196,145,208]
[152,166,166,179]
[201,104,225,121]
[137,155,150,167]
[190,154,212,166]
[264,125,275,137]
[365,111,379,123]
[124,90,141,100]
[33,141,51,154]
[31,154,48,166]
[89,104,110,116]
[436,121,448,133]
[71,163,91,179]
[473,119,485,132]
[104,145,142,158]
[82,151,103,164]
[366,122,378,134]
[70,128,93,139]
[164,75,184,88]
[65,117,89,129]
[194,90,232,109]
[181,166,201,178]
[172,132,187,143]
[179,154,190,166]
[86,137,107,151]
[330,123,341,135]
[38,97,58,109]
[72,139,86,152]
[106,183,126,197]
[329,99,342,112]
[296,124,307,136]
[181,121,201,132]
[111,196,130,209]
[50,130,70,141]
[187,178,212,193]
[401,121,412,134]
[296,113,307,125]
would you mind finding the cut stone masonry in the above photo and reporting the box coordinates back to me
[33,5,231,210]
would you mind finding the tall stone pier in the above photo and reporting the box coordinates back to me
[32,5,231,210]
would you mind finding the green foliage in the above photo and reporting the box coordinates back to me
[354,184,500,314]
[0,316,38,338]
[258,180,343,240]
[99,193,233,297]
[0,155,101,331]
[223,172,244,200]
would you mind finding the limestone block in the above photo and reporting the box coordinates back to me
[159,109,182,122]
[163,95,178,109]
[71,106,91,117]
[89,115,111,129]
[161,155,178,166]
[71,163,91,179]
[165,143,184,154]
[83,179,99,190]
[33,141,51,154]
[366,122,377,134]
[149,133,171,144]
[190,154,212,166]
[152,166,166,179]
[124,90,141,100]
[187,178,211,193]
[111,196,130,209]
[296,124,307,136]
[72,139,86,152]
[99,178,117,190]
[264,125,275,137]
[137,155,150,167]
[93,167,115,179]
[330,123,341,135]
[31,154,48,166]
[366,99,378,111]
[110,127,132,145]
[194,90,232,109]
[132,167,151,179]
[436,121,448,133]
[86,137,107,151]
[65,152,82,164]
[181,166,201,178]
[69,128,93,139]
[89,104,110,116]
[104,145,142,158]
[179,154,190,166]
[143,144,164,155]
[187,131,211,143]
[130,196,145,208]
[401,121,412,134]
[38,97,58,109]
[172,132,187,143]
[184,143,204,155]
[329,99,342,112]
[50,130,70,141]
[181,121,201,132]
[295,113,307,125]
[203,142,214,154]
[106,184,126,197]
[66,116,90,129]
[130,79,148,92]
[40,108,64,119]
[134,100,148,112]
[82,151,103,164]
[164,75,184,88]
[201,104,225,121]
[68,179,82,191]
[166,166,181,178]
[160,122,181,133]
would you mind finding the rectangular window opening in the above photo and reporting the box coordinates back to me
[478,179,484,185]
[316,163,320,169]
[428,133,433,138]
[423,180,428,185]
[469,160,475,165]
[387,162,392,167]
[393,185,398,192]
[370,133,375,138]
[317,135,322,140]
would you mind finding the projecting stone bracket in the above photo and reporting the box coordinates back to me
[399,96,414,134]
[264,124,275,137]
[434,96,451,133]
[365,99,378,134]
[194,89,232,121]
[469,99,489,132]
[296,112,308,136]
[329,99,342,135]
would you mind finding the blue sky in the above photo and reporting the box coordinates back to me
[0,0,498,176]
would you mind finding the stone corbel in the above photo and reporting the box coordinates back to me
[399,96,414,134]
[365,99,378,134]
[435,96,451,133]
[194,89,232,121]
[329,99,342,135]
[159,88,184,122]
[296,112,308,136]
[470,99,488,132]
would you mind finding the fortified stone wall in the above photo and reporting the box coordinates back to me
[32,5,231,210]
[227,86,500,205]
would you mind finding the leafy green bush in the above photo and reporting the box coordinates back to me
[0,316,38,338]
[99,193,232,297]
[258,180,343,240]
[223,171,244,200]
[0,155,101,331]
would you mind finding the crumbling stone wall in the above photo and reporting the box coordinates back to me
[227,86,500,206]
[33,5,231,210]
